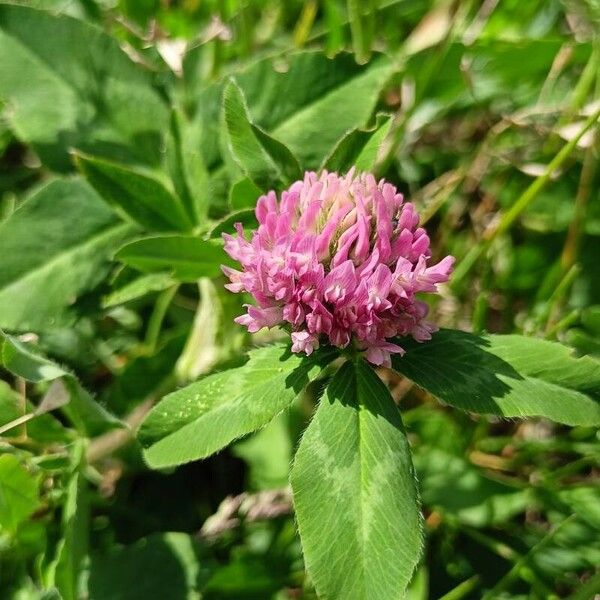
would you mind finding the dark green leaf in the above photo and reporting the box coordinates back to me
[75,153,193,232]
[229,177,262,211]
[89,533,209,600]
[46,441,89,600]
[195,51,393,169]
[392,330,600,426]
[166,109,210,225]
[103,332,186,416]
[209,208,258,238]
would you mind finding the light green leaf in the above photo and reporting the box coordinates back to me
[222,79,302,189]
[0,178,134,332]
[392,330,600,426]
[321,115,392,172]
[0,331,123,436]
[229,177,262,211]
[75,153,193,232]
[0,454,40,534]
[209,208,258,238]
[139,344,337,469]
[291,359,423,600]
[0,4,168,171]
[559,487,600,530]
[165,109,210,225]
[89,533,209,600]
[114,235,230,281]
[102,272,176,308]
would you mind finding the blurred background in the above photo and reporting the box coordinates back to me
[1,0,600,598]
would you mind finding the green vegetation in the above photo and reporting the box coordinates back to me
[1,1,599,598]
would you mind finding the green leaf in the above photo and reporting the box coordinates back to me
[195,51,393,169]
[102,272,176,308]
[139,344,336,469]
[0,331,123,436]
[0,178,133,332]
[321,115,392,172]
[269,56,392,168]
[291,359,423,600]
[0,4,168,171]
[222,79,302,189]
[229,177,262,210]
[209,208,258,238]
[559,487,600,530]
[89,533,209,600]
[392,330,600,426]
[114,235,229,281]
[165,109,210,225]
[75,153,193,232]
[0,454,40,534]
[45,441,88,600]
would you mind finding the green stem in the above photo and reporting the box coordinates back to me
[494,107,600,240]
[462,526,519,561]
[144,284,178,353]
[347,0,375,63]
[564,42,600,119]
[544,308,580,339]
[437,576,480,600]
[293,0,318,48]
[540,264,580,333]
[560,66,600,272]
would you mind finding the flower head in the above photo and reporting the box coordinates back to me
[222,169,454,367]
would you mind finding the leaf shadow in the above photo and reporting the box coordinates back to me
[391,330,526,415]
[281,344,338,397]
[89,533,211,600]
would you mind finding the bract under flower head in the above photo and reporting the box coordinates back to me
[222,169,454,367]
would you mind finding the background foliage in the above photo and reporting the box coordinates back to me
[1,0,600,598]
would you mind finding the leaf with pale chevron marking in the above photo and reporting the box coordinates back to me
[291,359,423,600]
